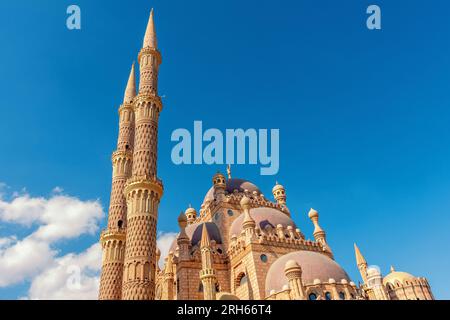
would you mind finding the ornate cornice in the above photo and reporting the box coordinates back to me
[138,47,162,65]
[124,175,164,198]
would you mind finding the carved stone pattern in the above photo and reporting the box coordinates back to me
[99,102,135,300]
[122,49,162,300]
[139,53,159,95]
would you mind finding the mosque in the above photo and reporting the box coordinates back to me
[98,9,434,300]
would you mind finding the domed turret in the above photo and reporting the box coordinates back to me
[212,172,226,188]
[185,205,197,224]
[272,181,286,205]
[284,260,306,300]
[212,172,226,202]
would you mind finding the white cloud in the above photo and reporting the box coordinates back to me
[0,235,17,249]
[28,243,101,300]
[0,194,103,242]
[156,231,178,269]
[0,194,47,226]
[31,195,103,242]
[0,183,179,299]
[0,183,104,298]
[0,237,56,287]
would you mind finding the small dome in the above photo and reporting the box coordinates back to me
[185,207,197,215]
[367,266,382,277]
[170,222,222,253]
[308,208,318,219]
[203,178,261,204]
[383,270,416,286]
[272,182,284,193]
[177,212,188,229]
[265,251,351,295]
[229,207,296,237]
[284,260,301,271]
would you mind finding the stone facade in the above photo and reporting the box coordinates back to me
[99,9,434,301]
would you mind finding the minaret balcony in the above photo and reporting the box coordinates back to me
[100,227,126,245]
[124,175,164,198]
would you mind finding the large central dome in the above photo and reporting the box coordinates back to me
[203,178,261,204]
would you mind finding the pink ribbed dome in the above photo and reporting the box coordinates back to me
[265,251,351,295]
[229,207,296,237]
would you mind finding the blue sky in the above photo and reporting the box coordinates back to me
[0,0,449,299]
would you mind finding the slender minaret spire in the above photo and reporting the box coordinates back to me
[241,195,256,242]
[143,8,157,49]
[121,9,164,300]
[354,243,368,283]
[139,9,161,96]
[99,64,136,300]
[200,224,217,300]
[123,63,136,104]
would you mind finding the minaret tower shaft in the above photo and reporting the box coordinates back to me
[99,63,136,299]
[121,9,164,300]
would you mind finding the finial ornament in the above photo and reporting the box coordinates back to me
[226,164,232,179]
[390,265,395,272]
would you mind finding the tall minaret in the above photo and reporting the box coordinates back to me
[122,9,164,300]
[98,63,136,300]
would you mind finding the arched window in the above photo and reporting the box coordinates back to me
[215,282,220,292]
[236,273,247,287]
[339,292,345,300]
[325,292,332,300]
[198,283,203,292]
[118,220,123,228]
[308,293,317,300]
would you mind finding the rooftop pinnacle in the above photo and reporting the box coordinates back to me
[123,62,136,104]
[200,223,211,248]
[354,243,367,266]
[143,8,157,49]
